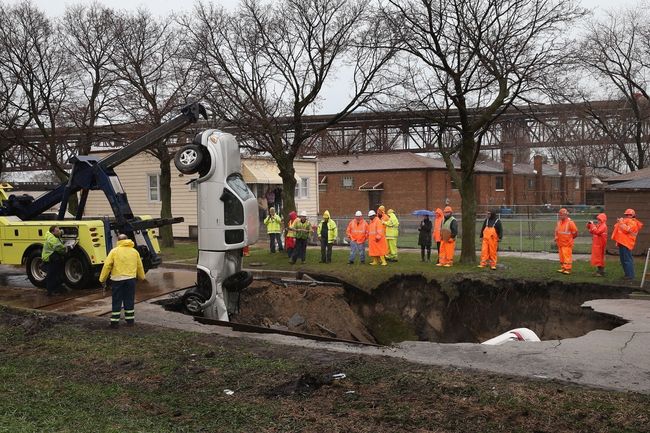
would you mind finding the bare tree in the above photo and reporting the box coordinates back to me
[108,9,201,247]
[568,7,650,173]
[60,3,118,155]
[0,0,70,184]
[181,0,395,218]
[381,0,585,263]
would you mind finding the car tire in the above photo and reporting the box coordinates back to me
[174,144,204,175]
[63,251,92,289]
[223,271,254,292]
[26,249,47,288]
[182,289,207,315]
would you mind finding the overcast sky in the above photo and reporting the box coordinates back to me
[3,0,646,113]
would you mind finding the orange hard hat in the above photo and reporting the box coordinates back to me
[558,208,568,215]
[624,208,636,217]
[444,206,452,213]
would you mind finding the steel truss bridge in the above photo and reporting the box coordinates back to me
[0,100,646,171]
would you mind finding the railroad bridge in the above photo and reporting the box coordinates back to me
[0,100,645,171]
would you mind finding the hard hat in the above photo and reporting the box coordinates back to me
[355,210,362,217]
[368,210,376,217]
[444,206,452,212]
[298,210,307,217]
[387,208,395,214]
[624,208,636,217]
[377,205,385,212]
[558,208,568,215]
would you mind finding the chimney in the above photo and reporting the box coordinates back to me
[502,152,514,206]
[534,154,544,204]
[559,160,567,204]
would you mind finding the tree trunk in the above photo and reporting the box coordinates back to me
[276,155,297,222]
[158,156,174,248]
[458,135,477,264]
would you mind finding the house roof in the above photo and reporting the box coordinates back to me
[319,153,502,174]
[604,178,650,190]
[603,166,650,183]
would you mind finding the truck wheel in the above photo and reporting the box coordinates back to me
[223,271,254,292]
[26,249,47,288]
[182,288,207,315]
[174,144,203,175]
[64,252,92,289]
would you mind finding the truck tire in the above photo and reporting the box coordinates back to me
[63,252,92,289]
[223,271,254,292]
[174,144,203,175]
[26,249,47,288]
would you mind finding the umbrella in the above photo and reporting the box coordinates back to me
[411,209,434,217]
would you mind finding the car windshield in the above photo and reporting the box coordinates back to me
[226,173,253,200]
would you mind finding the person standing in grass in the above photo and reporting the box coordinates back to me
[319,210,338,263]
[417,215,433,262]
[264,207,283,253]
[290,211,311,265]
[586,213,607,277]
[368,210,388,266]
[99,234,145,328]
[478,209,503,270]
[555,208,578,275]
[346,211,368,264]
[611,208,643,280]
[432,208,444,262]
[384,209,400,262]
[437,206,457,267]
[284,210,298,258]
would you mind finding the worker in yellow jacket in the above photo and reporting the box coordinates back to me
[99,234,146,328]
[319,210,338,263]
[384,209,400,262]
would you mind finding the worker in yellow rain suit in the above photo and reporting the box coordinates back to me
[384,209,399,262]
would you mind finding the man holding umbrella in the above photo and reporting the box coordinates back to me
[413,210,434,262]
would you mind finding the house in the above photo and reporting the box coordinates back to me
[318,152,589,217]
[79,152,319,238]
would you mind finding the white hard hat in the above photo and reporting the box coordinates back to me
[368,210,376,217]
[355,210,362,217]
[298,210,307,217]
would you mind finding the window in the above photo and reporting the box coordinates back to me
[552,177,561,190]
[450,179,458,190]
[221,189,244,225]
[575,178,580,189]
[495,176,504,191]
[319,176,328,193]
[295,177,310,199]
[342,176,354,189]
[527,178,535,190]
[226,173,253,200]
[148,174,160,202]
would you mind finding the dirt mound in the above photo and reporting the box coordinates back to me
[0,306,69,335]
[232,280,375,343]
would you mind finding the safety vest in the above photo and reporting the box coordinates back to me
[264,214,282,233]
[555,218,578,248]
[612,217,643,251]
[319,218,338,244]
[346,219,369,243]
[41,231,65,262]
[286,218,297,238]
[292,220,311,240]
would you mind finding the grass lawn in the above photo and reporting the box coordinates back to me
[1,307,649,433]
[161,240,644,293]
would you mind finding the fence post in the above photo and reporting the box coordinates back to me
[519,219,523,256]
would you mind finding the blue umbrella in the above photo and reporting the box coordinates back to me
[412,209,434,217]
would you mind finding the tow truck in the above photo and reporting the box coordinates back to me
[0,103,206,288]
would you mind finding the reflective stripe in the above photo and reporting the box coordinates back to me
[124,310,135,313]
[558,231,573,234]
[110,317,120,322]
[111,312,121,316]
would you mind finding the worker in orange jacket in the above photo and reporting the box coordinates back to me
[346,210,369,264]
[432,208,444,262]
[367,210,388,266]
[555,208,578,275]
[586,213,607,277]
[479,209,503,270]
[437,206,457,267]
[611,208,643,280]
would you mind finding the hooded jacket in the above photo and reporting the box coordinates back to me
[319,210,338,243]
[99,239,145,283]
[383,209,399,239]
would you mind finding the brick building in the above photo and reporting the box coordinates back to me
[319,153,589,216]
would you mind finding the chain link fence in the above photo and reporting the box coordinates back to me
[258,205,605,254]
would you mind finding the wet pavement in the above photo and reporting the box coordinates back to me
[0,264,195,316]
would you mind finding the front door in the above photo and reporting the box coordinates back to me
[368,190,382,211]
